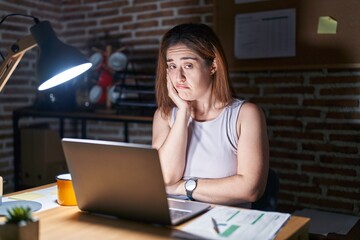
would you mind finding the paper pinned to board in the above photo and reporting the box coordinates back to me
[293,208,359,236]
[234,8,296,60]
[317,16,338,34]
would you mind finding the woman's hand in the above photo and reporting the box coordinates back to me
[167,72,190,111]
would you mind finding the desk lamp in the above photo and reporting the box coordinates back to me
[0,13,92,92]
[0,13,92,215]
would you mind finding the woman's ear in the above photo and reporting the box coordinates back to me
[210,59,217,75]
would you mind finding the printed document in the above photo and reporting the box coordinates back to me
[234,8,296,59]
[182,206,290,240]
[3,185,58,212]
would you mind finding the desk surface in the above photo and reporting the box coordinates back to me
[5,184,310,240]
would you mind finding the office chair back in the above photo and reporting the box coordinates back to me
[252,168,279,211]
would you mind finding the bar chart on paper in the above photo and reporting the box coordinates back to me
[182,206,290,240]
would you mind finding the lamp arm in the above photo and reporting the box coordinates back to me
[0,35,37,92]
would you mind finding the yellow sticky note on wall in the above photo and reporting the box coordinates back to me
[317,16,337,34]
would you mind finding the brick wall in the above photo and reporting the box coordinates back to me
[0,0,358,216]
[233,71,360,215]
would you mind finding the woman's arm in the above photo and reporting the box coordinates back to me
[152,76,192,185]
[166,102,269,205]
[152,108,190,185]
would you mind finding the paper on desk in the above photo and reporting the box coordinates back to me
[293,208,359,236]
[182,206,290,240]
[9,192,44,201]
[3,186,58,212]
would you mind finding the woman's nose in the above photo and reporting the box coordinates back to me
[175,68,186,82]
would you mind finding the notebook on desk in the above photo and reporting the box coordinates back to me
[61,138,211,225]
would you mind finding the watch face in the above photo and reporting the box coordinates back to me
[186,179,197,191]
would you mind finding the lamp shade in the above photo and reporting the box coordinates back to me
[30,21,92,91]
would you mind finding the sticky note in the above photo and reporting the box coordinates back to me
[317,16,337,34]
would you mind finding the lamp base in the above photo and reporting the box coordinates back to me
[0,200,42,216]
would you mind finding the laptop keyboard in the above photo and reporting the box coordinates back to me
[169,208,191,220]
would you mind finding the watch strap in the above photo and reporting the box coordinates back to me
[185,178,198,201]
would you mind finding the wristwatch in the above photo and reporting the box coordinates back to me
[184,178,198,201]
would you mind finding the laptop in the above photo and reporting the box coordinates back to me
[61,138,211,225]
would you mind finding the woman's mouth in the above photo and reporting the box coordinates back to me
[175,84,189,89]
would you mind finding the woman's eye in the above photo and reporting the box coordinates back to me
[168,64,176,70]
[184,63,193,69]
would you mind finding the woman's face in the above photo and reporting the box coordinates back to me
[166,43,213,101]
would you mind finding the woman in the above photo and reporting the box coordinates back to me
[152,23,269,208]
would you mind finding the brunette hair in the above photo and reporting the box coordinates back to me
[155,23,235,116]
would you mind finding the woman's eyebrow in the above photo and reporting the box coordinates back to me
[166,56,198,62]
[181,56,198,60]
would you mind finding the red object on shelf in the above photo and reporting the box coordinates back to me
[97,69,113,105]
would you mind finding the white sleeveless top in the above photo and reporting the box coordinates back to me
[171,99,251,208]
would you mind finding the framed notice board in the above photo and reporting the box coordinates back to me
[214,0,360,71]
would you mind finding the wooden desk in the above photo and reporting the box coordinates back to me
[5,184,310,240]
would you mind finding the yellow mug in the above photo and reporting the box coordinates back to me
[56,173,77,206]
